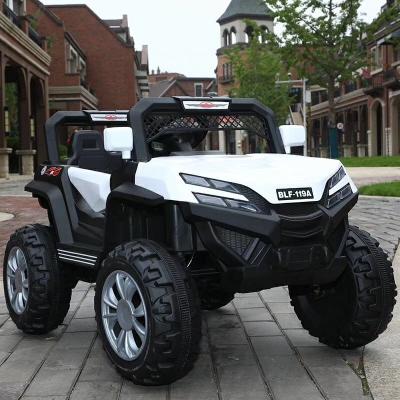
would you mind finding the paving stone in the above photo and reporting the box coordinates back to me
[251,336,294,357]
[0,359,40,384]
[284,330,325,347]
[260,288,290,303]
[268,302,295,314]
[22,396,66,400]
[217,364,268,400]
[236,307,272,322]
[298,347,351,368]
[0,334,22,352]
[308,365,366,399]
[170,354,218,400]
[0,320,24,336]
[233,296,265,309]
[74,306,95,319]
[24,367,79,397]
[206,313,241,329]
[66,318,97,333]
[70,381,121,400]
[213,344,260,367]
[0,382,26,400]
[79,339,121,383]
[7,338,53,362]
[255,354,323,400]
[235,292,258,298]
[243,321,281,337]
[275,314,303,329]
[43,348,88,370]
[54,332,96,350]
[209,328,247,347]
[119,381,167,400]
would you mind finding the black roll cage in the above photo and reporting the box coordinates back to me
[45,97,286,164]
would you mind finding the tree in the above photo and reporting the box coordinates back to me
[265,0,398,128]
[226,23,293,124]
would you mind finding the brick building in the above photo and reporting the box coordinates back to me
[27,0,98,113]
[149,74,216,97]
[0,0,50,178]
[44,4,140,111]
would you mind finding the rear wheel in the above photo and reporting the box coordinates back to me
[95,240,201,385]
[3,225,73,334]
[289,226,397,349]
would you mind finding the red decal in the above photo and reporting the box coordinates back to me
[105,114,118,121]
[45,167,63,177]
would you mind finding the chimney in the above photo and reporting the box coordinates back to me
[122,14,128,28]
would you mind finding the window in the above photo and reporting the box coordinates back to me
[222,63,233,81]
[245,26,254,43]
[194,83,203,97]
[223,29,230,47]
[371,46,383,70]
[230,27,237,45]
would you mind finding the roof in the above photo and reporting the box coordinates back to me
[149,77,216,97]
[217,0,273,24]
[149,80,174,97]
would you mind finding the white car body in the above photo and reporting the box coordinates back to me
[68,154,357,212]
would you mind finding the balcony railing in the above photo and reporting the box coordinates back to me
[28,26,43,47]
[3,2,21,28]
[363,72,384,96]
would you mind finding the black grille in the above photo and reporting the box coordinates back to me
[214,226,253,256]
[143,112,269,141]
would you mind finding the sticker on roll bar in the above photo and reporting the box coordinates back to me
[90,114,128,122]
[182,101,230,110]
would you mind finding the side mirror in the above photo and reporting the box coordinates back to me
[279,125,306,154]
[104,127,133,160]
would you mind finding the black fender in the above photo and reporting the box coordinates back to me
[25,180,74,244]
[103,183,166,253]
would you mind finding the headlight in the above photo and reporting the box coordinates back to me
[329,167,346,189]
[325,166,352,209]
[181,174,239,193]
[194,193,260,213]
[326,184,352,208]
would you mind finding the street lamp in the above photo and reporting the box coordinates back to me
[276,78,308,156]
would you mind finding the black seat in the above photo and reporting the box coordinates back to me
[67,130,123,173]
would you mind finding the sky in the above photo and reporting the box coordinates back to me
[42,0,385,77]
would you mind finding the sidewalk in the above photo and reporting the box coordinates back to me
[0,195,398,399]
[346,167,400,187]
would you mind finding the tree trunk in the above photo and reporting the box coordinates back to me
[327,79,336,128]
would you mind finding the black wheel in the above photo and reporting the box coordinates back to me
[289,225,397,349]
[196,278,234,311]
[95,240,201,386]
[3,225,73,334]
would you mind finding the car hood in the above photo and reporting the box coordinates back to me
[135,154,357,205]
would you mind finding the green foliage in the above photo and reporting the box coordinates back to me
[359,181,400,197]
[5,82,18,133]
[58,144,68,161]
[6,135,19,150]
[340,156,400,168]
[226,23,293,124]
[264,0,398,124]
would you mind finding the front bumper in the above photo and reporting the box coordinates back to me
[181,192,358,292]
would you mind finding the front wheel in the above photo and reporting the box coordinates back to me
[289,226,397,349]
[95,240,201,386]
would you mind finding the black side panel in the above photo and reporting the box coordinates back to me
[108,183,165,207]
[25,180,74,244]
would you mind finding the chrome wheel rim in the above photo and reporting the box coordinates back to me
[6,247,29,315]
[101,270,148,361]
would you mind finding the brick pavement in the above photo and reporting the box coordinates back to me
[0,195,398,400]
